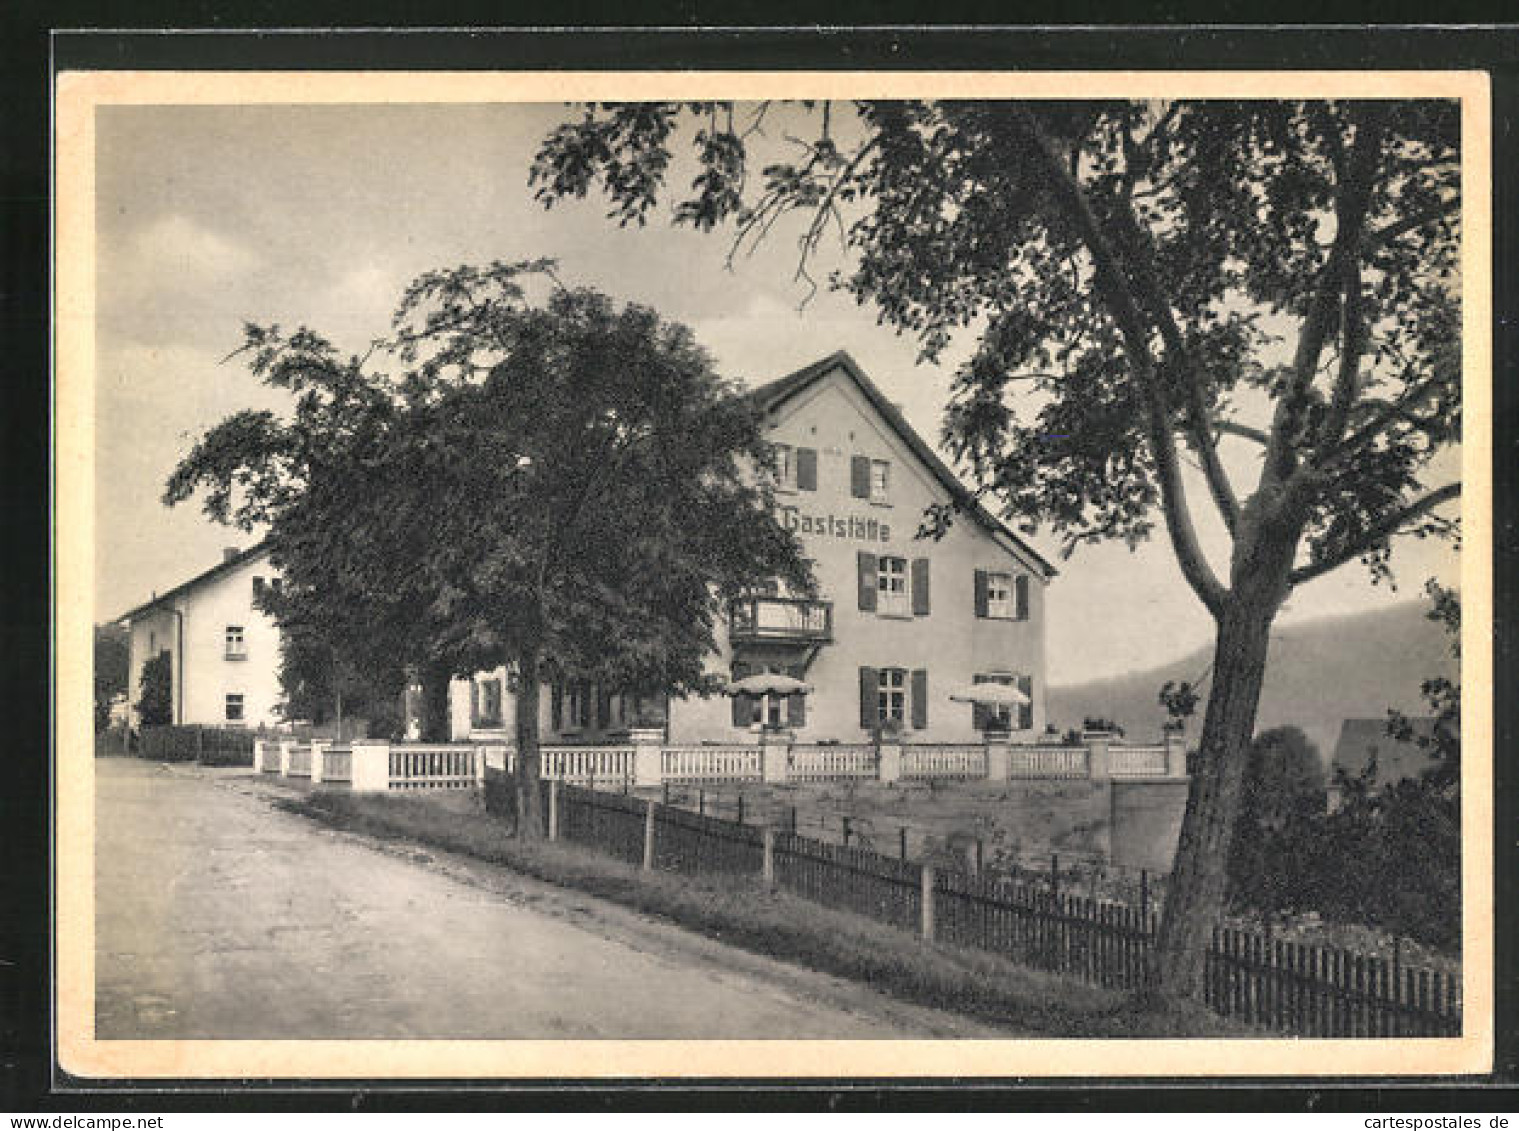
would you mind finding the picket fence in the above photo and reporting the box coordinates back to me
[543,780,1461,1039]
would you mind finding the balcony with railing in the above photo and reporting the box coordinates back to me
[728,596,833,645]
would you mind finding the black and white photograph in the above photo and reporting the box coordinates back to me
[53,67,1492,1081]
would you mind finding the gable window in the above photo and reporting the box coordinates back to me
[877,556,909,617]
[224,625,246,660]
[869,458,891,503]
[986,572,1013,618]
[252,576,265,600]
[774,443,797,491]
[224,693,244,723]
[975,570,1031,620]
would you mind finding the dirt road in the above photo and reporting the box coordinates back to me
[94,758,1008,1039]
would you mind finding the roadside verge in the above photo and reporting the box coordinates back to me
[272,784,1246,1038]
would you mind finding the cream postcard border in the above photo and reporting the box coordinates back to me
[53,68,1494,1081]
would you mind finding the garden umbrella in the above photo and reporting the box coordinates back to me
[945,680,1030,706]
[726,672,812,696]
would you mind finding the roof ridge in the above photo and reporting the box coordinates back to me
[751,352,1056,577]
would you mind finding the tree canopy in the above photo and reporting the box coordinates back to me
[166,262,811,829]
[530,98,1463,1001]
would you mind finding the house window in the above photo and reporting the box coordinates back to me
[224,625,246,659]
[562,681,591,730]
[869,458,891,503]
[878,668,907,725]
[774,443,797,491]
[877,556,909,617]
[974,673,1014,730]
[477,677,503,728]
[252,576,265,600]
[225,693,244,723]
[986,572,1014,618]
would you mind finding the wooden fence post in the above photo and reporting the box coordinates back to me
[762,826,775,888]
[642,798,656,871]
[548,779,560,842]
[921,864,936,942]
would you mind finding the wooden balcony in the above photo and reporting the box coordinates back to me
[729,596,833,644]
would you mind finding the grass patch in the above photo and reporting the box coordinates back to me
[274,787,1249,1038]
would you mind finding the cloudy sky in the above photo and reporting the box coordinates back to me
[93,101,1460,686]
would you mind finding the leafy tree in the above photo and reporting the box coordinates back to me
[531,99,1461,1002]
[136,651,172,727]
[1225,725,1326,913]
[1388,578,1460,791]
[166,262,810,836]
[94,623,130,732]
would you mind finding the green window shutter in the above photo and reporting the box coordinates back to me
[1015,574,1030,620]
[911,557,931,616]
[973,569,989,618]
[911,669,928,730]
[859,666,878,729]
[1018,675,1033,730]
[850,454,871,498]
[796,447,818,491]
[857,551,878,611]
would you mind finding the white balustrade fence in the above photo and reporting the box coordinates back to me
[542,745,636,784]
[1111,745,1170,777]
[661,744,764,782]
[788,743,877,781]
[1007,744,1090,779]
[902,744,988,780]
[287,733,1180,793]
[388,744,479,791]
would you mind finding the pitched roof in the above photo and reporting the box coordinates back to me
[116,541,271,624]
[748,351,1057,577]
[1330,717,1441,787]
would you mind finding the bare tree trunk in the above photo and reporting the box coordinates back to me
[1151,592,1279,1004]
[513,640,545,839]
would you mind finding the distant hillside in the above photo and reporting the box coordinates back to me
[1048,601,1455,758]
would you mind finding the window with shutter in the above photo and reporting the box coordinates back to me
[797,446,818,492]
[1015,574,1030,620]
[850,454,871,498]
[857,551,878,611]
[973,569,989,618]
[877,556,909,616]
[878,668,907,726]
[787,664,807,727]
[858,666,879,728]
[910,669,927,729]
[911,558,930,616]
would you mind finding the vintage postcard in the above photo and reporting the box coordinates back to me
[54,68,1493,1081]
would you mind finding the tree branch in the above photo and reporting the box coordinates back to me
[1013,109,1229,616]
[1267,108,1384,489]
[1365,199,1458,250]
[1216,420,1270,446]
[1288,482,1460,587]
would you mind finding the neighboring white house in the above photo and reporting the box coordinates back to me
[118,544,283,728]
[452,351,1058,746]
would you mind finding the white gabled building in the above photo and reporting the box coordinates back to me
[118,544,284,729]
[454,352,1057,746]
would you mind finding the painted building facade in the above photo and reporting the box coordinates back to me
[453,352,1056,746]
[120,545,284,728]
